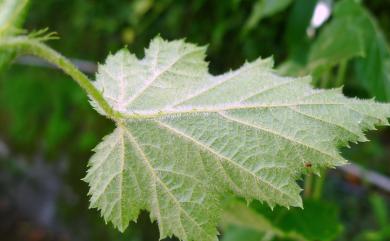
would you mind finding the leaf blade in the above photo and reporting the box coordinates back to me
[86,36,390,241]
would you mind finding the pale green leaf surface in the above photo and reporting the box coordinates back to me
[85,36,390,241]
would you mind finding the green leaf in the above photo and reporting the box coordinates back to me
[273,199,342,241]
[221,200,285,239]
[243,0,293,34]
[222,199,342,241]
[280,1,366,79]
[307,16,366,77]
[221,226,265,241]
[333,0,390,101]
[85,36,390,241]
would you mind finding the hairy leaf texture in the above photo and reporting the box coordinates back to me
[85,36,390,241]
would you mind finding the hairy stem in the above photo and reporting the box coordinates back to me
[335,61,347,87]
[0,36,118,119]
[303,173,313,198]
[313,171,326,200]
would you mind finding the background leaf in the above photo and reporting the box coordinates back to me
[222,199,343,241]
[307,16,365,78]
[334,0,390,101]
[242,0,293,36]
[221,226,266,241]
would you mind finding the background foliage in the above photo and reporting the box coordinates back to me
[1,0,390,241]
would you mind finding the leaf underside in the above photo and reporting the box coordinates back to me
[84,36,390,241]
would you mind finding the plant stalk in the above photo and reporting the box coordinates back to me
[304,173,313,198]
[0,36,118,119]
[335,61,348,87]
[313,171,326,200]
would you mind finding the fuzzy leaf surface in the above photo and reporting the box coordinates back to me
[85,37,390,241]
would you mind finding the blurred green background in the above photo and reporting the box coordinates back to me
[1,0,390,240]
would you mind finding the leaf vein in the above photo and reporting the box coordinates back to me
[122,127,214,240]
[217,111,343,165]
[155,120,297,201]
